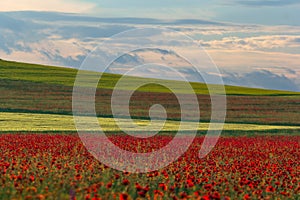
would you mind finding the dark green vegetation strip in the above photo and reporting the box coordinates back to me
[0,129,299,136]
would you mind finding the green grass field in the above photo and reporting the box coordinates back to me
[1,59,299,96]
[0,58,300,132]
[1,112,299,132]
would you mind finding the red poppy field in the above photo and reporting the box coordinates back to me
[1,134,299,200]
[1,60,300,199]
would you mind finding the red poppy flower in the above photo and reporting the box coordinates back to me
[122,179,130,186]
[266,186,275,192]
[29,175,34,182]
[119,193,128,200]
[243,194,250,200]
[106,182,112,189]
[159,183,167,191]
[204,184,213,190]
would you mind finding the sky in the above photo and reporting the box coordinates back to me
[0,1,299,91]
[0,0,300,25]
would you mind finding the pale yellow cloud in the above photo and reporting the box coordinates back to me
[200,35,300,50]
[0,0,95,13]
[207,49,300,74]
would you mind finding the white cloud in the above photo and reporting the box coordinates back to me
[0,49,48,65]
[207,49,300,74]
[0,11,299,91]
[199,35,300,50]
[0,0,95,13]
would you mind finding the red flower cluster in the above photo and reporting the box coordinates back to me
[0,134,299,199]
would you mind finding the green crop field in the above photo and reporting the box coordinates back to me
[1,112,299,132]
[1,59,300,127]
[1,59,299,96]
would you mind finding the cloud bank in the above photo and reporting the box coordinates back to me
[0,0,94,13]
[0,11,299,91]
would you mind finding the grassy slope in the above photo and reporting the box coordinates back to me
[1,59,299,96]
[0,59,300,127]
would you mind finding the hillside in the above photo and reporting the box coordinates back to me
[1,59,299,96]
[1,59,300,126]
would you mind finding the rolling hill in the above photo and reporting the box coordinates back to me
[0,58,300,131]
[1,59,299,95]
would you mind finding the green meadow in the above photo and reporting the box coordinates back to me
[1,59,299,96]
[0,58,299,133]
[1,112,299,132]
